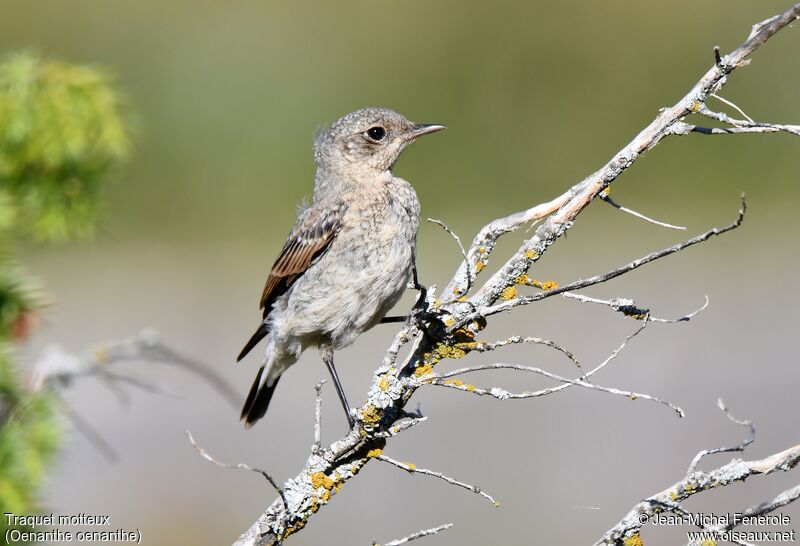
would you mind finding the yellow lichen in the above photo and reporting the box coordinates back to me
[532,279,559,290]
[690,101,702,112]
[465,384,476,392]
[629,393,638,400]
[415,363,433,377]
[367,448,383,458]
[515,274,530,285]
[433,343,467,360]
[475,260,486,272]
[623,533,643,546]
[501,286,517,300]
[524,249,538,260]
[310,471,334,491]
[669,490,678,501]
[452,380,464,387]
[378,376,389,392]
[403,462,417,472]
[433,299,442,309]
[321,490,331,501]
[362,405,382,426]
[478,246,486,253]
[457,296,467,302]
[699,539,717,546]
[444,318,455,327]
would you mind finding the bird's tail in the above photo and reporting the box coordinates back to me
[237,322,269,362]
[241,364,282,428]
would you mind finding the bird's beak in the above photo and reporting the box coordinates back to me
[406,123,446,140]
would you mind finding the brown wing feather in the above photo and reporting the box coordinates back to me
[258,204,345,316]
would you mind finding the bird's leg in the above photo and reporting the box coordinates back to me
[379,263,429,325]
[322,348,355,429]
[411,263,427,308]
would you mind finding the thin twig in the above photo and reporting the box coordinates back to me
[187,430,289,541]
[466,335,586,380]
[686,398,755,474]
[429,362,684,417]
[600,192,687,230]
[374,523,454,546]
[377,454,499,507]
[710,93,755,123]
[459,198,745,327]
[562,293,710,324]
[428,218,474,297]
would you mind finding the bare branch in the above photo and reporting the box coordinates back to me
[459,199,744,327]
[377,454,499,507]
[187,431,290,541]
[562,293,710,324]
[465,335,585,379]
[374,523,454,546]
[709,93,755,123]
[428,363,684,417]
[596,400,800,545]
[686,398,755,474]
[428,218,474,297]
[600,192,687,230]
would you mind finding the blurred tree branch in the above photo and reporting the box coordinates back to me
[226,4,800,545]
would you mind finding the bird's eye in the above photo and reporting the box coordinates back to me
[366,126,386,141]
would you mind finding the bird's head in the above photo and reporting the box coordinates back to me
[314,107,445,175]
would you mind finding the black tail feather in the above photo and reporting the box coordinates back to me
[241,369,280,428]
[237,323,269,362]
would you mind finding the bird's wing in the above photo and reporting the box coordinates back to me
[259,202,346,316]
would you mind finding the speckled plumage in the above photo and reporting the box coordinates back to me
[238,107,444,427]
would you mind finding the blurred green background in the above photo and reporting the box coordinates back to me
[2,1,799,544]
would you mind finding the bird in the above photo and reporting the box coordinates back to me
[237,107,445,428]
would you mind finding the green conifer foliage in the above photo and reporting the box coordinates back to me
[0,52,131,540]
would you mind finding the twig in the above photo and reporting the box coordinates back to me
[187,430,290,541]
[600,192,687,230]
[686,398,755,474]
[710,93,754,123]
[428,218,474,297]
[459,198,744,326]
[596,400,800,545]
[441,192,571,298]
[562,293,709,324]
[374,523,454,546]
[57,401,119,463]
[428,362,684,417]
[465,335,585,380]
[377,454,499,507]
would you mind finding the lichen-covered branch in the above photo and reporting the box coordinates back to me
[596,401,800,546]
[230,5,800,545]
